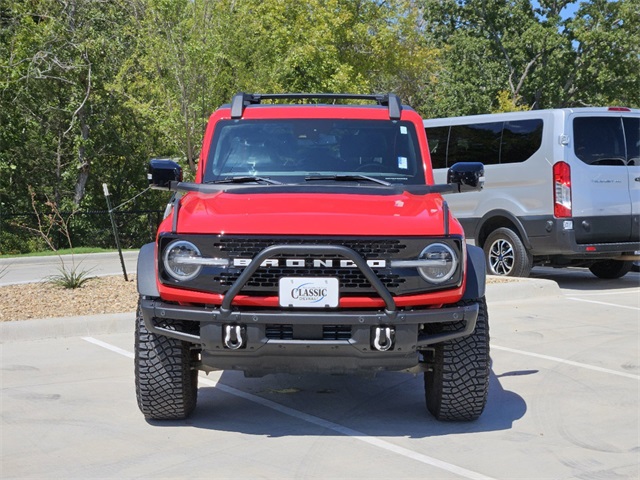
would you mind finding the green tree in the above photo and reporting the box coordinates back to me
[1,0,168,253]
[420,0,639,115]
[115,0,437,170]
[563,0,640,108]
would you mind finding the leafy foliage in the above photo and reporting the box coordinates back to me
[420,0,640,115]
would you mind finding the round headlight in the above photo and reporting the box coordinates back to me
[417,243,457,284]
[163,240,202,281]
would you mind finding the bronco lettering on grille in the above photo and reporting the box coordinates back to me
[232,258,387,268]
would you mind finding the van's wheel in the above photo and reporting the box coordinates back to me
[135,299,198,420]
[484,227,532,277]
[424,297,490,421]
[589,260,633,279]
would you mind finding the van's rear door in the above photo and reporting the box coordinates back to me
[623,117,640,242]
[570,113,639,244]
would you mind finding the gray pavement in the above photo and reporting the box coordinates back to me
[1,269,638,479]
[0,251,139,286]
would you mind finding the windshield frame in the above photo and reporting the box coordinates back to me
[203,118,426,186]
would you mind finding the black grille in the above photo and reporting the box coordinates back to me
[265,324,351,341]
[265,324,293,340]
[214,237,408,294]
[219,269,404,291]
[215,238,406,258]
[323,325,352,340]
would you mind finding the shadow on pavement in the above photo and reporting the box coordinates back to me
[149,368,527,439]
[530,267,640,292]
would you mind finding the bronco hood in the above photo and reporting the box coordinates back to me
[170,189,460,237]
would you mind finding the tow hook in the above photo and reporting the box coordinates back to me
[224,324,245,350]
[373,326,395,352]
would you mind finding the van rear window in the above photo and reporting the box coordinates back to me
[573,117,639,166]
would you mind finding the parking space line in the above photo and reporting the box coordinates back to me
[492,345,640,380]
[567,290,640,297]
[83,336,496,480]
[566,297,640,311]
[82,336,134,359]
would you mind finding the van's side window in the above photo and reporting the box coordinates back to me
[426,126,449,169]
[449,122,501,166]
[501,120,543,164]
[428,119,543,168]
[574,117,627,166]
[623,117,639,165]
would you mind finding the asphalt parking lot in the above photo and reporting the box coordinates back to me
[1,268,639,479]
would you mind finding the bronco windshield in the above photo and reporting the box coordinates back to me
[204,119,426,185]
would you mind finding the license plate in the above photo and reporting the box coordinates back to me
[279,277,339,308]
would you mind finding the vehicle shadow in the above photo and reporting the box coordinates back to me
[530,266,640,292]
[150,367,528,438]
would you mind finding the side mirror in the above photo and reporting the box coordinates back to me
[447,162,484,193]
[148,159,182,190]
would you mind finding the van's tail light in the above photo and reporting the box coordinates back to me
[553,161,572,218]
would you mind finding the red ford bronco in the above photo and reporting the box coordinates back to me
[136,93,489,422]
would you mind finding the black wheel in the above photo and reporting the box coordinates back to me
[424,297,490,421]
[589,260,633,279]
[484,227,532,277]
[135,298,198,420]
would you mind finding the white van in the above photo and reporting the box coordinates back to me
[424,107,640,278]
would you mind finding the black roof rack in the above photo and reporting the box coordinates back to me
[230,92,402,120]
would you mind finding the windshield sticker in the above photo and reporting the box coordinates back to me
[398,156,408,169]
[400,126,408,135]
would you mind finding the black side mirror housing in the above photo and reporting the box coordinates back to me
[148,159,182,190]
[447,162,484,193]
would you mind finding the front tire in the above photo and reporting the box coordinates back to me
[589,260,633,279]
[135,299,198,420]
[484,227,532,277]
[424,297,490,421]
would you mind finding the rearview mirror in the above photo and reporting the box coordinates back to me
[148,159,182,190]
[447,162,484,193]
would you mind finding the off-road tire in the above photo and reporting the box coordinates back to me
[135,299,198,420]
[424,297,490,421]
[484,227,532,277]
[589,260,633,279]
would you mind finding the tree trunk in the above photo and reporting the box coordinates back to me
[73,107,90,206]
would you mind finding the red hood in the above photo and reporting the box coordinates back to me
[167,190,462,237]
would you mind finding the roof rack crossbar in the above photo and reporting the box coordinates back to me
[230,92,402,120]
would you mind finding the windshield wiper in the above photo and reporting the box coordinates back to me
[305,174,391,187]
[210,176,282,185]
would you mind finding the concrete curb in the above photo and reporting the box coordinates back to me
[485,275,562,304]
[0,277,561,342]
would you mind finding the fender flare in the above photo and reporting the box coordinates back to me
[475,209,532,250]
[136,242,159,297]
[462,244,486,300]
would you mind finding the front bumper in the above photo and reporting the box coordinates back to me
[139,298,479,375]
